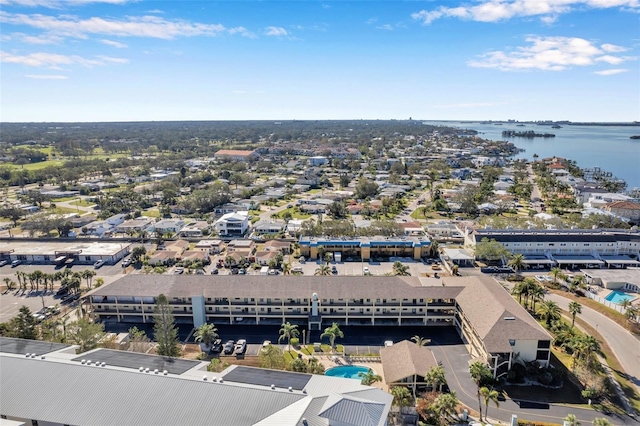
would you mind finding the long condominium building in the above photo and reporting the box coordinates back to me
[87,275,551,378]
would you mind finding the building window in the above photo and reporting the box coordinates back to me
[536,350,549,360]
[537,340,551,349]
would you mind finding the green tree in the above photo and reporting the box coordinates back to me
[66,318,105,352]
[391,386,413,420]
[425,365,446,392]
[469,361,492,422]
[194,323,219,351]
[410,335,429,346]
[507,253,527,276]
[130,246,147,264]
[4,306,38,339]
[625,305,639,324]
[128,326,149,352]
[430,391,459,426]
[3,277,17,292]
[314,264,331,276]
[569,301,582,328]
[358,368,382,385]
[537,300,561,327]
[564,414,581,426]
[592,418,612,426]
[474,238,509,262]
[549,267,565,284]
[320,322,344,353]
[259,344,286,370]
[392,261,411,276]
[278,322,300,353]
[153,294,181,358]
[479,387,500,422]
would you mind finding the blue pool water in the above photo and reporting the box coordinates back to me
[604,291,637,304]
[325,365,372,380]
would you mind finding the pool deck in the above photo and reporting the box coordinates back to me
[603,289,639,305]
[317,355,388,391]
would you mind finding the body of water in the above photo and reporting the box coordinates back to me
[426,121,640,189]
[325,365,372,380]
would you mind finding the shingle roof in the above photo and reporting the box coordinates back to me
[380,340,438,384]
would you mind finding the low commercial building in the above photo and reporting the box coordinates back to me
[0,337,391,426]
[299,236,432,261]
[0,241,130,265]
[86,275,551,378]
[582,269,640,292]
[380,340,439,389]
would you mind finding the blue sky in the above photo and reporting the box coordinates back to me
[1,0,639,122]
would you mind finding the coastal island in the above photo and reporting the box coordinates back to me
[630,135,640,139]
[502,130,556,138]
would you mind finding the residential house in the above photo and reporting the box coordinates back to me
[194,239,224,254]
[115,217,153,235]
[151,219,186,236]
[214,212,249,237]
[214,149,257,162]
[602,201,640,222]
[179,221,210,238]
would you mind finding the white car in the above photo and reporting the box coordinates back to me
[363,267,370,275]
[94,260,105,268]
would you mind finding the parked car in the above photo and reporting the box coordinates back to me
[55,286,70,297]
[231,268,239,275]
[11,260,21,267]
[174,267,184,275]
[363,266,370,275]
[261,340,271,351]
[0,259,8,267]
[234,339,247,355]
[239,268,246,275]
[195,269,205,275]
[331,266,338,275]
[121,258,132,267]
[223,340,235,355]
[210,268,219,275]
[94,260,105,268]
[211,339,222,353]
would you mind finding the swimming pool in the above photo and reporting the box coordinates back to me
[325,365,373,380]
[604,290,637,305]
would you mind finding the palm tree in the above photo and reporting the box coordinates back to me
[592,418,612,426]
[314,264,331,276]
[81,270,96,290]
[625,306,639,324]
[411,335,429,346]
[537,300,561,327]
[564,414,581,426]
[390,386,413,421]
[194,323,219,352]
[572,275,587,293]
[358,368,382,385]
[278,322,300,353]
[479,387,500,422]
[320,322,344,353]
[323,252,333,265]
[281,262,292,275]
[511,281,526,305]
[469,361,492,422]
[425,365,446,392]
[530,283,545,312]
[431,391,458,426]
[507,253,526,276]
[569,301,582,328]
[549,267,565,285]
[3,277,16,292]
[451,264,459,276]
[392,261,411,276]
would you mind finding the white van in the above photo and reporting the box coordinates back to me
[293,266,303,273]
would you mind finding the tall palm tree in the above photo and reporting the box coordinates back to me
[314,264,331,276]
[81,270,96,290]
[431,391,458,426]
[569,301,582,328]
[564,414,581,426]
[425,365,446,392]
[278,322,300,353]
[411,335,429,346]
[194,323,219,351]
[530,284,545,312]
[320,322,344,353]
[511,281,526,305]
[358,368,382,385]
[391,386,413,419]
[281,262,292,275]
[469,361,492,422]
[549,267,565,285]
[3,277,16,292]
[479,387,500,422]
[537,300,561,327]
[392,261,411,276]
[571,275,587,293]
[507,253,526,276]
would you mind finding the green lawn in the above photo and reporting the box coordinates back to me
[71,199,95,207]
[143,208,161,218]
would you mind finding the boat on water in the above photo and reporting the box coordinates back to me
[551,125,562,129]
[516,124,525,126]
[630,135,640,139]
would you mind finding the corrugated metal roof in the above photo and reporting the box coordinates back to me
[318,394,385,426]
[0,355,303,426]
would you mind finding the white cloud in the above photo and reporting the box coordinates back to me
[412,0,640,24]
[264,26,288,37]
[100,38,127,48]
[25,73,68,79]
[0,11,227,39]
[594,68,628,75]
[376,24,394,31]
[5,31,62,44]
[228,26,256,38]
[1,50,128,68]
[467,36,636,71]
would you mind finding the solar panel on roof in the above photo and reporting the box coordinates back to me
[0,337,70,355]
[71,349,200,375]
[223,365,312,390]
